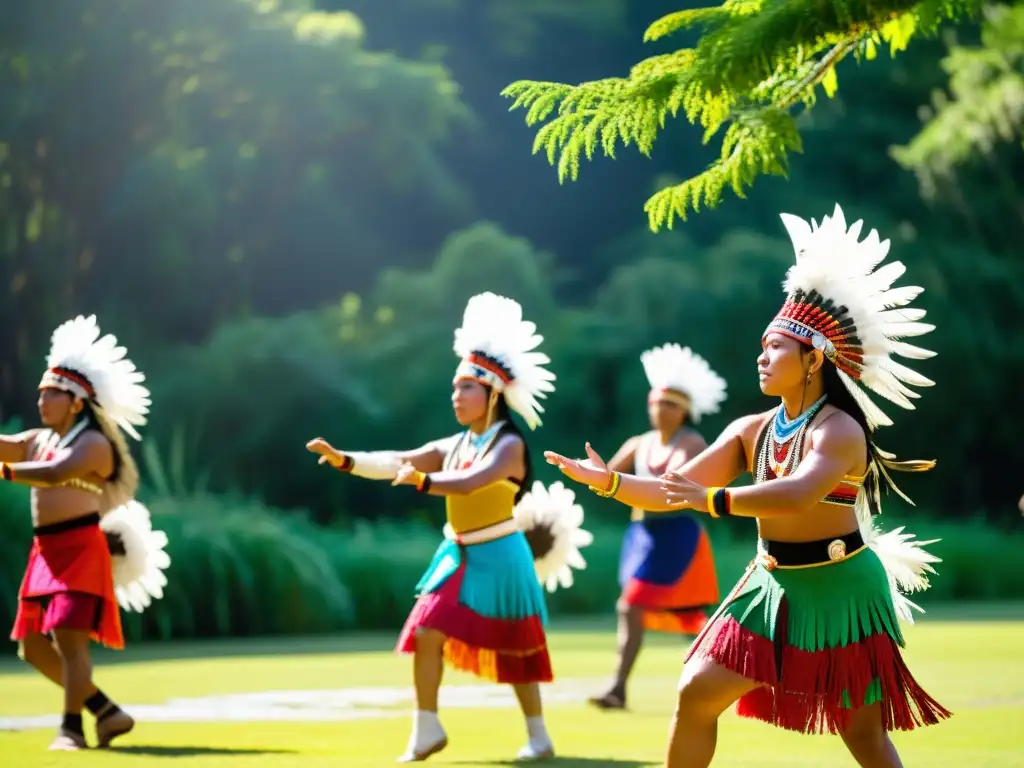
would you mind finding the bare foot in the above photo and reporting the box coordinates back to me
[96,708,135,748]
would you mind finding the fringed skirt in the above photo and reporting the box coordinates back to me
[396,530,552,684]
[620,513,720,634]
[685,540,951,734]
[12,514,124,649]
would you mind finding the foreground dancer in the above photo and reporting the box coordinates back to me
[1,316,152,750]
[546,205,948,768]
[308,292,590,763]
[590,343,724,711]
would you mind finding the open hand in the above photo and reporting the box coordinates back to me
[544,442,610,489]
[392,462,421,487]
[660,471,708,512]
[306,437,345,468]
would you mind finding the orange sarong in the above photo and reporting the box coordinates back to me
[11,513,124,649]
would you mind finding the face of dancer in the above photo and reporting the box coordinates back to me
[37,387,83,430]
[648,398,686,434]
[451,378,490,427]
[757,332,821,397]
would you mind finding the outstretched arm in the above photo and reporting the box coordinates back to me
[395,434,524,496]
[545,416,755,512]
[1,432,112,487]
[307,434,458,478]
[0,429,40,464]
[662,412,865,518]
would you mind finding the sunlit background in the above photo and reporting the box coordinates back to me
[1,2,1022,765]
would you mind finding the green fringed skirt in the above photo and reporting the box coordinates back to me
[685,543,951,734]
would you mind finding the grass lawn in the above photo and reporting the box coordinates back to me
[1,606,1021,767]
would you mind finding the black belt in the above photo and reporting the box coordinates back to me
[34,513,101,537]
[758,530,865,567]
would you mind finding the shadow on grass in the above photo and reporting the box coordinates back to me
[110,745,297,757]
[452,759,655,767]
[2,605,1021,672]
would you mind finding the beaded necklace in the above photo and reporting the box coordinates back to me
[453,420,505,469]
[756,395,827,481]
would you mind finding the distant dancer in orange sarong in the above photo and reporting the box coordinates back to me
[589,344,725,711]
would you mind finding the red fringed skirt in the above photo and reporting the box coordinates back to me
[396,532,552,684]
[685,546,951,734]
[12,513,124,649]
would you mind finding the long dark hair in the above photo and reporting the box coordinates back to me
[490,391,533,504]
[75,399,122,483]
[816,356,934,515]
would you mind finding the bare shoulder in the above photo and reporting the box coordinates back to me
[493,431,525,456]
[77,429,114,454]
[621,433,644,451]
[730,410,774,443]
[679,427,708,452]
[812,405,864,442]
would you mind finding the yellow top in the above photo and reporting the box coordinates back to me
[445,479,520,535]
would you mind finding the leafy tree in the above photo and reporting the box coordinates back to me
[0,0,468,419]
[893,2,1024,183]
[891,2,1024,243]
[502,0,985,230]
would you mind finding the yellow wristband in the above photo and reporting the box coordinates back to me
[592,471,621,498]
[706,487,721,518]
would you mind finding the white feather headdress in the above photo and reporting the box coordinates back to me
[452,293,556,430]
[640,343,727,423]
[766,204,936,430]
[40,315,151,440]
[39,315,151,511]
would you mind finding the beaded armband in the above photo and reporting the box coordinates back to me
[591,471,621,499]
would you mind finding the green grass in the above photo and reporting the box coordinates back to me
[1,607,1022,767]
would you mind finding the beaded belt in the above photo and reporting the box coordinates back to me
[755,530,865,570]
[443,517,519,546]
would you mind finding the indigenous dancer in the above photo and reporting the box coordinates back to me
[1,316,165,751]
[307,292,590,763]
[590,343,725,711]
[545,205,948,768]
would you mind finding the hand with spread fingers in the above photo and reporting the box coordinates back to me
[543,442,610,490]
[392,462,421,487]
[659,471,709,513]
[306,437,345,467]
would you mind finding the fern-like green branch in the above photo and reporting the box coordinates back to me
[502,0,985,229]
[892,2,1024,184]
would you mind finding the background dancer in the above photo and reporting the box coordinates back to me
[545,205,948,768]
[308,292,589,763]
[590,343,725,711]
[2,316,151,751]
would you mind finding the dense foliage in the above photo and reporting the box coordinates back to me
[1,2,1022,638]
[504,0,991,229]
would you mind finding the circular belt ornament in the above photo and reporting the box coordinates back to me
[827,538,847,561]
